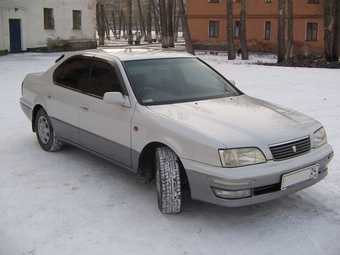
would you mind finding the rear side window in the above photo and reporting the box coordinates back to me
[87,61,122,98]
[53,57,91,91]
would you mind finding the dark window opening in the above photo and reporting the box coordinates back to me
[209,21,219,37]
[44,8,54,29]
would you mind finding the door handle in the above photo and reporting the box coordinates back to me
[81,105,89,111]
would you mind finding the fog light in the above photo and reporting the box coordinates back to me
[212,188,252,199]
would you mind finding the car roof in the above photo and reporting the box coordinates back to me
[78,48,196,62]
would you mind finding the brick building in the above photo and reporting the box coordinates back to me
[187,0,326,55]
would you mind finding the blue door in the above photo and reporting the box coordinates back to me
[9,19,22,53]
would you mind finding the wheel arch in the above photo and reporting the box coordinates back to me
[136,142,188,187]
[31,104,44,132]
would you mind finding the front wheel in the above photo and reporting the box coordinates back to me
[35,108,63,152]
[155,147,181,214]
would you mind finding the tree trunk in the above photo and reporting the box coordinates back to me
[277,0,286,63]
[159,0,169,47]
[127,0,133,44]
[153,0,161,40]
[147,0,153,43]
[178,0,195,55]
[137,0,146,38]
[167,0,175,47]
[324,0,333,61]
[96,4,104,45]
[226,0,235,60]
[240,0,249,60]
[173,0,179,41]
[331,0,340,61]
[112,11,117,39]
[287,0,293,58]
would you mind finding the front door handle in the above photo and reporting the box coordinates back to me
[80,105,89,111]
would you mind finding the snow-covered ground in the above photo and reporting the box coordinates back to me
[0,49,339,255]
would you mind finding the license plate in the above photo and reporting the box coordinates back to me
[281,165,319,190]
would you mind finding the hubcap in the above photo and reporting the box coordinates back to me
[38,116,50,144]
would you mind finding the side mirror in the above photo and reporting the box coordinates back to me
[103,92,126,105]
[229,80,236,86]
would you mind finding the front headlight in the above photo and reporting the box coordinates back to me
[314,127,327,148]
[219,148,266,168]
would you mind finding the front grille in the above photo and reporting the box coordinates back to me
[269,137,310,160]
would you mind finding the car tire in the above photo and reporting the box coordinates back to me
[35,108,63,152]
[155,146,181,214]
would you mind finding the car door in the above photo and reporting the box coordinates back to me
[78,58,134,167]
[48,55,93,145]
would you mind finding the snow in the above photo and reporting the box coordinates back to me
[0,50,339,255]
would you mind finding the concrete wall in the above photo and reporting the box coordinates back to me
[0,0,97,53]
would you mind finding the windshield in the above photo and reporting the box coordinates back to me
[124,58,242,105]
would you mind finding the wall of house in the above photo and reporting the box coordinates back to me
[0,5,6,55]
[187,0,326,55]
[0,0,97,53]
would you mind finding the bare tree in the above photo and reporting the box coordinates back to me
[226,0,235,60]
[287,0,293,58]
[146,0,153,43]
[159,0,169,47]
[97,4,104,45]
[127,0,133,44]
[331,0,340,62]
[277,0,286,63]
[112,11,117,39]
[167,0,175,47]
[324,0,333,61]
[137,0,146,38]
[240,0,248,60]
[178,0,194,55]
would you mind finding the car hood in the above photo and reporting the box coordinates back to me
[146,95,320,149]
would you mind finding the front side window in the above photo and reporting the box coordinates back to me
[124,58,241,105]
[87,61,122,98]
[209,21,219,37]
[73,10,82,30]
[44,8,54,29]
[234,21,240,38]
[53,57,91,91]
[306,23,318,41]
[264,21,271,40]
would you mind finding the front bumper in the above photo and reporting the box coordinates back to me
[182,143,333,207]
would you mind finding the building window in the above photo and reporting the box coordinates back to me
[44,8,54,29]
[234,0,241,2]
[264,21,271,39]
[306,23,318,41]
[209,21,219,37]
[234,21,240,38]
[265,0,272,2]
[307,0,320,3]
[73,10,82,30]
[208,0,220,2]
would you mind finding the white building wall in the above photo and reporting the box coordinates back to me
[0,4,5,55]
[0,0,97,53]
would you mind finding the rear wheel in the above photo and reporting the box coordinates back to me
[155,146,181,214]
[35,108,63,152]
